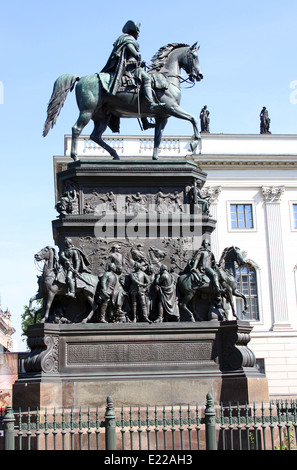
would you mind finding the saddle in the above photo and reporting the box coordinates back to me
[55,269,96,291]
[98,70,168,133]
[99,70,168,94]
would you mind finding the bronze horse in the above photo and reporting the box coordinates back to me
[28,246,99,323]
[43,43,203,160]
[178,246,248,321]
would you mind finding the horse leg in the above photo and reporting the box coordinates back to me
[233,289,248,315]
[28,292,43,320]
[152,118,168,160]
[168,104,201,152]
[180,292,196,322]
[71,110,93,160]
[81,294,98,324]
[40,291,55,323]
[90,117,120,160]
[224,286,238,319]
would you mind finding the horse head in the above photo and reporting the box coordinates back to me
[219,246,246,272]
[34,246,53,262]
[150,42,203,83]
[34,246,60,273]
[231,246,246,267]
[183,42,203,83]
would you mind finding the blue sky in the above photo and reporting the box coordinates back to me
[0,0,296,350]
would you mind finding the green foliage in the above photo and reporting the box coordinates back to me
[21,301,42,337]
[274,424,297,450]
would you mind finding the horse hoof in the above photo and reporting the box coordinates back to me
[190,142,198,153]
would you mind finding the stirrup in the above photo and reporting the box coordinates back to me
[142,119,155,130]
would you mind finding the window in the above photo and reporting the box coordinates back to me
[236,264,259,321]
[230,204,253,229]
[293,204,297,229]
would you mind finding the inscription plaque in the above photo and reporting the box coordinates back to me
[66,341,214,366]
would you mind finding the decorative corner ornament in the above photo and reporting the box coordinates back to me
[261,185,285,203]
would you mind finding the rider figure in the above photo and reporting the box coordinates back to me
[101,20,165,116]
[60,238,91,298]
[190,239,222,296]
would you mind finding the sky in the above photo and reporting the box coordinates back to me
[0,0,296,351]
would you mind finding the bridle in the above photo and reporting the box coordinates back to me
[159,49,200,89]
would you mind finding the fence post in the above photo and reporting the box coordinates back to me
[105,396,116,450]
[3,406,15,450]
[205,393,217,450]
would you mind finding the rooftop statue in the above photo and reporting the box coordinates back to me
[260,106,271,134]
[200,105,210,133]
[43,20,203,161]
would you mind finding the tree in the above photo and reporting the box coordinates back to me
[21,301,42,339]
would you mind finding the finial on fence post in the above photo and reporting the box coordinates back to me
[3,406,15,451]
[105,396,116,450]
[205,393,217,450]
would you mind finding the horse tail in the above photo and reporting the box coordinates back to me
[43,74,80,137]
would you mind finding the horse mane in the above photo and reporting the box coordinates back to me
[149,43,189,71]
[218,247,231,267]
[46,246,60,273]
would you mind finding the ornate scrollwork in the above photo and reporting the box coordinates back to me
[24,334,59,373]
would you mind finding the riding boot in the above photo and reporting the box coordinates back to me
[66,278,76,298]
[140,302,151,323]
[98,303,108,323]
[214,282,223,297]
[142,85,165,113]
[131,302,137,323]
[154,309,163,323]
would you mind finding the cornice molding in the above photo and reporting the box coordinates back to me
[188,155,297,168]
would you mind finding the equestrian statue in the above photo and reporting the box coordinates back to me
[178,241,248,321]
[28,243,99,323]
[43,20,203,161]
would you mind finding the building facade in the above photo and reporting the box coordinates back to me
[61,132,297,398]
[0,304,15,352]
[0,303,17,407]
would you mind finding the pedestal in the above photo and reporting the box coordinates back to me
[13,321,269,409]
[17,156,269,409]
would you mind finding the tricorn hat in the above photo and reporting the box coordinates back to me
[122,20,141,36]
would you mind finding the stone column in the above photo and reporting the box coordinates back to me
[262,186,291,330]
[201,186,221,259]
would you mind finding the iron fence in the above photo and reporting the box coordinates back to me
[1,393,297,451]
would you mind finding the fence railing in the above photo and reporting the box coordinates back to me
[1,393,297,451]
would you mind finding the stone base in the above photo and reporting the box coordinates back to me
[13,321,269,409]
[13,376,269,409]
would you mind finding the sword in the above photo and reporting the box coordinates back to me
[67,265,95,287]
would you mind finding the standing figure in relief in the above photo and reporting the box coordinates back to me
[154,265,180,322]
[129,262,152,323]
